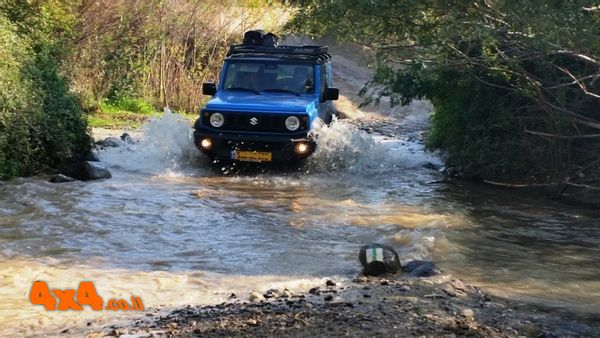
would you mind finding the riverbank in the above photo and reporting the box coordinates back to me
[87,274,595,337]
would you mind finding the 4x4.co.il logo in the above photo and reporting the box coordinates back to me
[29,281,144,311]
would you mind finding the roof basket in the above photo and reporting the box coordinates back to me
[227,44,331,62]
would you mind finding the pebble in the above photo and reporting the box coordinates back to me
[462,308,474,319]
[353,276,368,283]
[309,287,320,295]
[249,291,264,302]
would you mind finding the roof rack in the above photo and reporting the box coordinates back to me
[227,44,331,63]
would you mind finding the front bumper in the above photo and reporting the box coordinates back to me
[193,126,316,162]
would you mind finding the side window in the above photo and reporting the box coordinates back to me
[320,65,327,97]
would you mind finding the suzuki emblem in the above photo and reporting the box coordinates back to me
[250,117,259,125]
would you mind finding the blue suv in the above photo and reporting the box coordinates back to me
[194,31,339,163]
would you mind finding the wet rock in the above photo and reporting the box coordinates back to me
[249,292,263,302]
[279,289,292,298]
[263,289,280,299]
[120,133,134,143]
[84,151,100,162]
[353,276,368,283]
[359,243,401,276]
[49,174,76,183]
[95,137,121,148]
[61,161,112,181]
[323,295,334,302]
[402,260,441,277]
[228,293,237,299]
[326,280,336,287]
[308,287,320,295]
[422,162,442,171]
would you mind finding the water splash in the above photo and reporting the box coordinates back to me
[99,108,202,174]
[306,117,389,172]
[306,117,441,174]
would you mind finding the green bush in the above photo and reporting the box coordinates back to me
[0,1,90,179]
[100,96,156,115]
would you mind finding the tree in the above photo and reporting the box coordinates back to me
[288,0,600,188]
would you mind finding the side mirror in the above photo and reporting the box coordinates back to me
[202,82,217,96]
[322,87,339,101]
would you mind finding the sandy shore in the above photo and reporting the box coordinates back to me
[81,274,596,338]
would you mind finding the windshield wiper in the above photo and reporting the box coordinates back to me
[226,87,260,95]
[261,89,301,96]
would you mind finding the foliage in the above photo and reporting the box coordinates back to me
[0,0,90,179]
[288,0,600,186]
[70,0,289,114]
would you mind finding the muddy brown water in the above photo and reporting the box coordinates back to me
[1,108,600,335]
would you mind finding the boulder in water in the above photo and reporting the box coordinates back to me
[95,137,121,148]
[84,151,100,162]
[49,174,77,183]
[402,260,441,277]
[61,161,112,181]
[120,132,134,144]
[359,243,401,276]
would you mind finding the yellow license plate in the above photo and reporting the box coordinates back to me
[232,151,272,162]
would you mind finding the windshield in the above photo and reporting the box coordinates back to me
[223,61,315,95]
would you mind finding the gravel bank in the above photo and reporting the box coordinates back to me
[85,275,596,337]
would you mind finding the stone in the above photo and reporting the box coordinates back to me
[326,280,336,287]
[95,137,121,148]
[249,291,263,302]
[263,289,280,299]
[49,174,76,183]
[359,243,401,276]
[462,308,474,319]
[84,151,100,162]
[120,133,134,143]
[61,161,112,181]
[402,260,441,277]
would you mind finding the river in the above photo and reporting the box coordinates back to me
[2,64,600,336]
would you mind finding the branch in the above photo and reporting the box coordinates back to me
[524,129,600,139]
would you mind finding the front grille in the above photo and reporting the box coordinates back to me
[204,112,307,133]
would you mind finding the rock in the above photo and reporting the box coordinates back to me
[280,289,292,298]
[353,276,368,283]
[323,295,334,302]
[462,308,474,319]
[325,280,336,287]
[422,162,442,171]
[228,293,237,299]
[49,174,76,183]
[95,137,122,148]
[359,243,401,276]
[402,260,441,277]
[61,161,112,181]
[308,287,320,295]
[120,133,134,143]
[263,289,280,299]
[246,319,259,326]
[84,151,100,162]
[249,291,264,302]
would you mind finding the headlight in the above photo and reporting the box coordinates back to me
[285,116,300,131]
[209,113,224,128]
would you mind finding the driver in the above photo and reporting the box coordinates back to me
[292,67,312,93]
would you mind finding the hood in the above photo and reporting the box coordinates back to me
[205,92,317,113]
